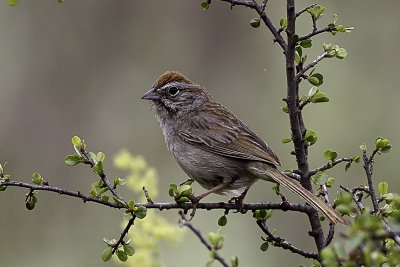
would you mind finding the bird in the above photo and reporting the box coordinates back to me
[141,70,346,224]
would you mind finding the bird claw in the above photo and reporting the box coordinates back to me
[228,196,246,213]
[187,194,200,220]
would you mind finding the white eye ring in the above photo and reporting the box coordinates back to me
[166,86,179,98]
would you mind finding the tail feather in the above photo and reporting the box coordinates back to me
[251,166,346,225]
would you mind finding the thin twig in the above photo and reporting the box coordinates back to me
[219,0,287,50]
[340,185,365,212]
[112,216,136,253]
[382,219,400,246]
[296,51,328,79]
[179,211,230,267]
[298,26,333,42]
[256,220,319,259]
[325,223,335,246]
[362,149,379,213]
[80,148,127,205]
[142,186,154,203]
[1,179,313,213]
[309,158,352,176]
[295,4,315,17]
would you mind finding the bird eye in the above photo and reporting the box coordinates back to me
[166,86,179,98]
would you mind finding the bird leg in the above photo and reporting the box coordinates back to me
[188,177,232,220]
[228,185,251,213]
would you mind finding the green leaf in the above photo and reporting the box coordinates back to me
[102,195,109,203]
[71,136,82,147]
[300,39,312,48]
[97,152,105,162]
[260,242,269,252]
[279,17,288,29]
[7,0,19,6]
[311,91,329,103]
[344,162,352,171]
[305,129,318,145]
[336,48,347,59]
[281,137,292,144]
[101,247,113,262]
[123,244,135,256]
[128,199,135,210]
[32,172,43,185]
[114,177,126,186]
[200,1,209,10]
[65,155,83,166]
[378,182,389,196]
[207,231,224,250]
[0,185,7,192]
[218,215,227,226]
[250,18,261,28]
[116,249,128,262]
[326,177,335,188]
[134,206,147,219]
[294,50,301,64]
[311,73,323,85]
[92,161,104,176]
[333,14,338,24]
[323,149,337,161]
[308,86,318,97]
[307,76,320,86]
[230,256,239,267]
[281,105,289,113]
[177,184,192,197]
[352,155,361,163]
[360,144,367,151]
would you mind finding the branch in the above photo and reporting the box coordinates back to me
[382,219,400,246]
[2,180,125,209]
[1,179,313,213]
[112,216,136,253]
[219,0,287,50]
[285,0,326,252]
[296,51,328,79]
[362,149,379,213]
[340,185,365,212]
[298,26,333,42]
[179,212,230,267]
[309,158,352,176]
[80,147,127,205]
[256,219,319,259]
[296,4,315,17]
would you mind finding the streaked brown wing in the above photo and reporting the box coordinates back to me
[178,102,281,166]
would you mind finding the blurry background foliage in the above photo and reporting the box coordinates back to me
[1,0,400,266]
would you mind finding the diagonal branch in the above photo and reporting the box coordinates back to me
[112,216,136,253]
[309,158,352,177]
[298,26,333,42]
[80,147,127,205]
[179,211,230,267]
[256,219,319,259]
[296,51,328,79]
[219,0,287,50]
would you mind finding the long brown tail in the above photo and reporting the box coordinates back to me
[250,166,346,225]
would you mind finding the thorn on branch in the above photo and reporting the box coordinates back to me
[142,186,154,203]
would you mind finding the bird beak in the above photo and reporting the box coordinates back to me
[141,88,160,101]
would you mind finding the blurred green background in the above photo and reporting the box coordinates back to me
[1,0,400,266]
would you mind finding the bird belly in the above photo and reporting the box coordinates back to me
[169,141,257,196]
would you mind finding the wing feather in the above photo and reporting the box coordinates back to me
[178,102,281,166]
